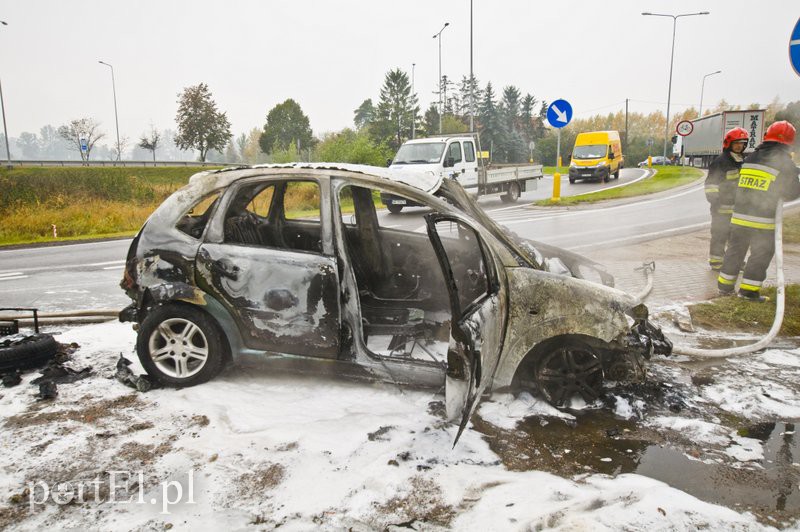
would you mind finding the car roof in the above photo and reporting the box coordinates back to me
[189,162,442,195]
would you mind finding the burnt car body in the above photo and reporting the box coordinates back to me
[120,163,671,440]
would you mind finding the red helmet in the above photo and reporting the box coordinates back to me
[723,127,749,149]
[764,120,796,145]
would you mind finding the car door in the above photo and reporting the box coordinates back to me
[196,179,341,358]
[425,213,508,445]
[460,140,479,188]
[445,141,469,188]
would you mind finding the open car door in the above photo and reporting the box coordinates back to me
[425,213,508,446]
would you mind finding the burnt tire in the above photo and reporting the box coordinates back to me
[386,203,403,214]
[534,340,604,407]
[0,334,58,372]
[136,304,226,387]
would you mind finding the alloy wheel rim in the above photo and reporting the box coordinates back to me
[148,318,209,378]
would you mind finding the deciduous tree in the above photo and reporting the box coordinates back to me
[57,118,105,161]
[174,83,232,162]
[138,127,161,162]
[259,99,314,155]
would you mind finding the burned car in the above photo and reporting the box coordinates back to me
[120,164,671,439]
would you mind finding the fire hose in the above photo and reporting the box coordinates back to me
[634,202,786,358]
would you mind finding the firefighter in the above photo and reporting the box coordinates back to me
[705,127,749,270]
[718,121,800,301]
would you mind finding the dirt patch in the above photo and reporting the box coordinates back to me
[237,463,285,496]
[4,394,140,430]
[372,476,455,529]
[118,439,175,466]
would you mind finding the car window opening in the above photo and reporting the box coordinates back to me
[223,180,323,254]
[339,185,453,363]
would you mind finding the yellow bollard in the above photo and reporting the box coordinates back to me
[648,155,652,168]
[552,172,561,202]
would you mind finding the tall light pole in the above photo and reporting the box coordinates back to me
[411,62,416,139]
[469,0,474,132]
[642,11,709,160]
[98,60,121,161]
[0,20,10,164]
[433,22,449,134]
[699,70,721,118]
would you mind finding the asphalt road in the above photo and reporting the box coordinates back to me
[0,168,708,312]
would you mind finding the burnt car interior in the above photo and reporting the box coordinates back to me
[340,185,490,363]
[222,180,323,254]
[176,192,221,239]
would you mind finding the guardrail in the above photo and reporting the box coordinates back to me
[2,160,230,168]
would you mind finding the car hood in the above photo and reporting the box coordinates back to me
[436,178,615,287]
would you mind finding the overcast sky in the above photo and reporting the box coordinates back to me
[0,0,797,145]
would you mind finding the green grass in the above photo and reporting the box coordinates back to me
[784,209,800,245]
[688,285,800,336]
[0,166,218,246]
[542,166,570,175]
[535,165,703,206]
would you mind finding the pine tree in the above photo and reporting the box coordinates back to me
[371,68,420,150]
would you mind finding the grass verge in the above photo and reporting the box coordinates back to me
[0,167,217,246]
[535,165,703,206]
[688,284,800,336]
[784,209,800,245]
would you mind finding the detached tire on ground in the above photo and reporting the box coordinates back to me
[136,304,227,387]
[0,334,58,372]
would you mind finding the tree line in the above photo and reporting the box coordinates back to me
[2,70,797,165]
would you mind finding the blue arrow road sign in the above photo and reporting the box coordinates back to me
[547,99,573,129]
[791,17,800,77]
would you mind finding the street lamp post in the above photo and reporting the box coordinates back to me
[642,11,709,161]
[411,62,416,139]
[469,0,474,132]
[0,20,11,164]
[98,60,121,161]
[433,22,449,135]
[699,70,721,118]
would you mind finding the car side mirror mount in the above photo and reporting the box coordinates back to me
[608,152,615,160]
[386,158,393,167]
[444,157,455,168]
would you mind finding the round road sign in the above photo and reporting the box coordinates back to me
[676,120,694,136]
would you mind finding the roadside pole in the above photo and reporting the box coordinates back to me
[547,99,573,202]
[553,129,561,201]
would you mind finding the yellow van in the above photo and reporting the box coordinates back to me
[568,131,624,184]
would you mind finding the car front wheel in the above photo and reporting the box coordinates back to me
[534,341,603,407]
[137,304,226,387]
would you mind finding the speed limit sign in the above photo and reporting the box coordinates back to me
[676,120,694,136]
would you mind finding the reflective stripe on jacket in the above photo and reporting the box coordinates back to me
[731,143,800,231]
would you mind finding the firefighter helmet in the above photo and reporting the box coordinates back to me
[722,127,749,149]
[764,121,796,145]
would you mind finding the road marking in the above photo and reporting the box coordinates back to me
[0,238,132,255]
[0,271,23,277]
[103,265,124,270]
[0,275,27,281]
[89,260,126,267]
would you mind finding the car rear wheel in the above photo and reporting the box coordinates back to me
[137,304,226,387]
[386,203,403,214]
[534,341,603,407]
